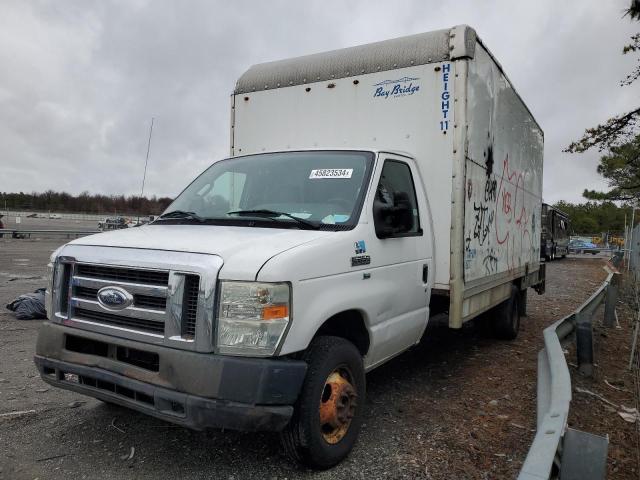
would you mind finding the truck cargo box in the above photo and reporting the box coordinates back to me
[232,25,543,327]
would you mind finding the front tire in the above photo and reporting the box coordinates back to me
[281,336,365,469]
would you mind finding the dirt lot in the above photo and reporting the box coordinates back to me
[0,237,632,479]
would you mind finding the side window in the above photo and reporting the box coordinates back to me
[374,160,421,237]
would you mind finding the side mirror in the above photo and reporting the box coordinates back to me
[373,191,414,238]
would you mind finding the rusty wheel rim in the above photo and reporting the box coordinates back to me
[319,367,357,444]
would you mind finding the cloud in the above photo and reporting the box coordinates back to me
[0,0,638,204]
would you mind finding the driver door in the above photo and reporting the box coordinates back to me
[365,155,431,366]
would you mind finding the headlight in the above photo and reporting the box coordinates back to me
[216,281,290,356]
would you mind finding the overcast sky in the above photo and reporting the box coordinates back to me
[1,0,639,204]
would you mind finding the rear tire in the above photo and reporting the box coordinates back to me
[518,289,527,317]
[281,336,365,469]
[493,286,521,340]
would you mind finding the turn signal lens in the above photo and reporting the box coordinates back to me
[262,305,289,320]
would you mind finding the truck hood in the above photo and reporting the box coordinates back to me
[67,224,332,280]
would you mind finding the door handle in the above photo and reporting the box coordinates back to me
[422,264,429,283]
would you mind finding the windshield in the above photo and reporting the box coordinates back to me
[162,151,375,230]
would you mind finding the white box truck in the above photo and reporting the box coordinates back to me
[36,25,544,468]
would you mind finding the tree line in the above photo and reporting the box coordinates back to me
[1,191,173,216]
[552,201,635,235]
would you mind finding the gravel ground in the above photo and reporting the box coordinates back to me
[0,237,623,479]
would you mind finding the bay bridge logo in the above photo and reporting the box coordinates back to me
[373,77,420,99]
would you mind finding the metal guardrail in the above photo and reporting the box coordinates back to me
[0,229,100,238]
[518,260,621,480]
[2,210,154,221]
[568,247,618,256]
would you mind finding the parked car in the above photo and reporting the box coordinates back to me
[569,240,599,254]
[98,217,128,230]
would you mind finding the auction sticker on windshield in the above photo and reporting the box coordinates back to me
[309,169,353,179]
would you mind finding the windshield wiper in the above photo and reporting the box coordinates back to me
[156,210,205,223]
[226,209,319,230]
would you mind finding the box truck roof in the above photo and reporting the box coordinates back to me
[235,25,477,94]
[234,24,540,134]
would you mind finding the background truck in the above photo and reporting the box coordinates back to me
[36,25,545,469]
[540,203,570,260]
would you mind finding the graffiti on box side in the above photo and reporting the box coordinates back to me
[464,152,540,281]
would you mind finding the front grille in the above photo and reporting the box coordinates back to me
[75,308,164,335]
[75,264,169,286]
[59,258,209,348]
[74,286,96,299]
[134,295,166,310]
[74,286,167,311]
[181,275,200,337]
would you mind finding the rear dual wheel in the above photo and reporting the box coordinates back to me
[281,336,365,469]
[493,285,521,340]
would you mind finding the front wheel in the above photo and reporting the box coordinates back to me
[281,336,365,469]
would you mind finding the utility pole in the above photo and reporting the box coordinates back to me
[624,213,628,264]
[138,118,154,224]
[629,205,637,272]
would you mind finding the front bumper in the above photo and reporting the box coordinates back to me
[35,322,307,431]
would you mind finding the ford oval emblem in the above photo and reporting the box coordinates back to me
[97,286,133,311]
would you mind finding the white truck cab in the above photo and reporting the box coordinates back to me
[36,25,545,468]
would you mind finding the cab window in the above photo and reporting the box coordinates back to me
[373,160,421,237]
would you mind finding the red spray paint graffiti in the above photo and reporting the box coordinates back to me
[495,155,531,271]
